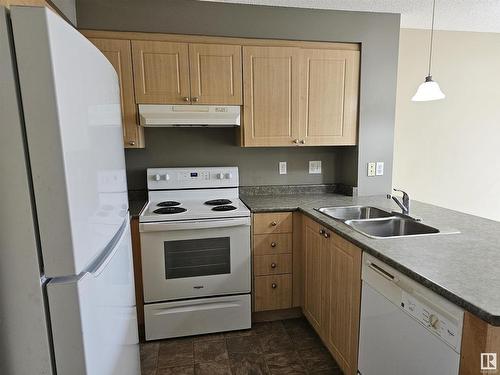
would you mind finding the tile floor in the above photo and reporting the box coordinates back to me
[140,317,343,375]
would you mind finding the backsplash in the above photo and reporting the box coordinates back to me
[125,128,355,190]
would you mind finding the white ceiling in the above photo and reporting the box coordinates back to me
[201,0,500,33]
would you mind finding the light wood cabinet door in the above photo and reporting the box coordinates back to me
[322,233,362,375]
[131,40,190,104]
[189,43,242,105]
[300,48,360,146]
[89,38,144,148]
[242,46,301,146]
[303,218,324,332]
[254,274,292,311]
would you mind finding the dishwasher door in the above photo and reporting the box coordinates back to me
[358,281,461,375]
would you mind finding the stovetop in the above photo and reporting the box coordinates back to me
[139,167,250,223]
[140,196,250,223]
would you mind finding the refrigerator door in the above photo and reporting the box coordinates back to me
[0,8,53,374]
[47,220,140,375]
[11,6,128,277]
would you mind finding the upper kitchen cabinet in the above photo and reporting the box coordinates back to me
[131,40,242,105]
[131,40,191,104]
[300,48,360,146]
[89,38,144,148]
[189,43,242,105]
[242,46,301,147]
[241,44,360,147]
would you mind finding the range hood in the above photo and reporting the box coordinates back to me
[138,104,241,127]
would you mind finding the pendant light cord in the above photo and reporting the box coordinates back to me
[428,0,437,76]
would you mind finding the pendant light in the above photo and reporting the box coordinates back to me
[412,0,445,101]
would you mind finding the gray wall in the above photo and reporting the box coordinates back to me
[52,0,77,25]
[77,0,400,195]
[124,128,347,190]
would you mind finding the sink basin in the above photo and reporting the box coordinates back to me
[345,217,440,239]
[317,206,393,221]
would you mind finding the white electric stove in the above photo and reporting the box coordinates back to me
[139,167,251,341]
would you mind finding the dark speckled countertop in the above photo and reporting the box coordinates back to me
[129,200,147,217]
[240,192,500,326]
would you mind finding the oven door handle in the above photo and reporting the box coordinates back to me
[139,217,251,232]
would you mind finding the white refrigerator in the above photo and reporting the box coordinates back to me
[0,6,140,375]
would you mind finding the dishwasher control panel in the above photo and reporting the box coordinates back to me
[401,291,460,350]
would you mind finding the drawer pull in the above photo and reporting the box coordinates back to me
[319,229,325,235]
[271,262,277,269]
[271,221,277,226]
[271,283,277,289]
[270,242,277,248]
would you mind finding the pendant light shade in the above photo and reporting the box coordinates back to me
[412,75,445,101]
[412,0,445,102]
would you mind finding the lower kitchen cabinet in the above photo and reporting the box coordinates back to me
[254,274,292,311]
[460,312,500,375]
[302,215,362,375]
[303,217,324,331]
[322,232,362,375]
[252,212,295,312]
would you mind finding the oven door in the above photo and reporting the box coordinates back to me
[139,217,251,303]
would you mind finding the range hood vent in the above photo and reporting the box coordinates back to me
[138,104,241,127]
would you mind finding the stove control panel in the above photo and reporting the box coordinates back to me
[147,167,239,190]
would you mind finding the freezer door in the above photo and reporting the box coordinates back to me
[47,221,140,375]
[11,6,128,277]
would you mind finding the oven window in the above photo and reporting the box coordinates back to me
[164,237,230,279]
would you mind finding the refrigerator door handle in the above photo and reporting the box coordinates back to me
[87,219,129,277]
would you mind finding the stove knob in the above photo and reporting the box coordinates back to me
[217,173,224,179]
[165,174,170,181]
[225,172,233,179]
[153,174,161,181]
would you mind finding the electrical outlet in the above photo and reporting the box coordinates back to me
[309,161,322,174]
[367,162,376,177]
[376,162,384,176]
[279,161,287,175]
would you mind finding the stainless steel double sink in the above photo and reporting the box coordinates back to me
[316,206,441,239]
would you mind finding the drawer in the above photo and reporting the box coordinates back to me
[253,212,292,234]
[253,233,292,256]
[254,254,292,276]
[254,274,292,312]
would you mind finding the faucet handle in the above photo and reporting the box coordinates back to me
[393,188,409,199]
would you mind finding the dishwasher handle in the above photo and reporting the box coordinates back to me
[366,261,397,282]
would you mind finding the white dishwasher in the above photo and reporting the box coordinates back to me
[358,253,464,375]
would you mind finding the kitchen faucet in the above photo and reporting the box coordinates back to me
[390,189,410,215]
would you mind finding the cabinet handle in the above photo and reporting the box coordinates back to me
[270,242,277,248]
[319,229,325,235]
[128,141,136,146]
[183,96,190,102]
[293,139,299,144]
[300,139,306,144]
[271,263,277,269]
[324,232,330,238]
[271,283,277,289]
[271,221,277,226]
[192,96,199,102]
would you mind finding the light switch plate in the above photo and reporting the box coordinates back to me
[367,162,376,177]
[376,162,384,176]
[309,161,322,174]
[279,161,287,175]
